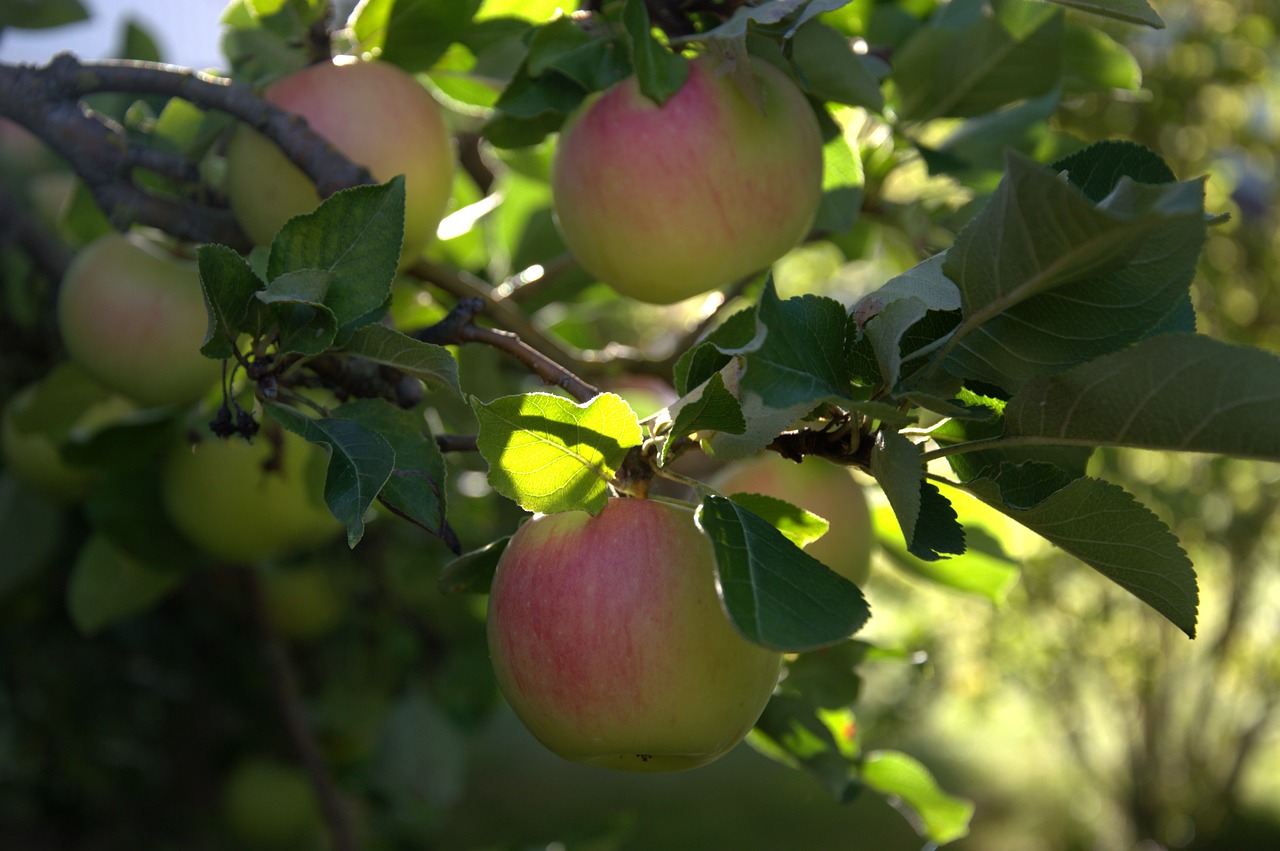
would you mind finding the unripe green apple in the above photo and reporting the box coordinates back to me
[259,561,347,640]
[487,497,782,772]
[1,382,134,502]
[225,59,454,265]
[713,453,873,585]
[222,757,321,849]
[57,233,220,407]
[551,55,824,304]
[161,425,342,564]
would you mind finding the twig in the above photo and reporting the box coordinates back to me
[242,568,359,851]
[415,298,601,403]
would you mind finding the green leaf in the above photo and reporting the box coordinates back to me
[673,307,756,395]
[870,430,965,561]
[1048,0,1163,28]
[1003,334,1280,462]
[962,474,1198,636]
[267,177,405,332]
[67,536,185,636]
[733,281,853,409]
[750,695,860,801]
[83,469,204,566]
[1062,25,1142,95]
[855,253,960,316]
[863,296,927,390]
[342,324,461,396]
[697,494,869,652]
[472,392,643,515]
[333,399,456,550]
[814,130,865,234]
[1052,139,1176,202]
[351,0,482,73]
[267,404,396,548]
[662,372,746,463]
[257,269,338,356]
[197,242,265,359]
[621,0,689,105]
[862,750,975,843]
[942,152,1207,392]
[789,20,884,111]
[526,14,630,91]
[722,493,831,551]
[874,506,1020,603]
[438,536,509,594]
[893,0,1063,121]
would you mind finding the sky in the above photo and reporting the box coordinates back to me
[2,0,228,68]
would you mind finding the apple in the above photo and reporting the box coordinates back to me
[1,380,135,502]
[161,423,343,564]
[57,233,221,407]
[225,59,454,265]
[222,757,321,849]
[486,496,782,772]
[550,54,824,304]
[712,453,873,585]
[259,561,347,640]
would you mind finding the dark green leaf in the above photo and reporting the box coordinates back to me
[814,131,865,234]
[343,324,461,396]
[0,475,63,600]
[697,494,869,652]
[673,307,756,395]
[963,474,1198,636]
[267,404,396,548]
[1003,334,1280,462]
[1062,25,1141,95]
[1048,0,1163,28]
[0,0,87,29]
[437,536,509,594]
[621,0,689,105]
[662,372,746,463]
[790,20,884,111]
[1052,139,1176,202]
[721,493,830,551]
[197,243,265,359]
[751,694,860,802]
[258,269,338,356]
[352,0,482,73]
[84,469,205,567]
[869,430,964,561]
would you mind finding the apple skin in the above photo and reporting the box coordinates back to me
[57,234,221,407]
[487,496,782,772]
[161,425,343,564]
[551,55,824,304]
[222,757,321,849]
[713,453,873,586]
[225,59,454,265]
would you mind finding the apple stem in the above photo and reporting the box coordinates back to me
[242,567,361,851]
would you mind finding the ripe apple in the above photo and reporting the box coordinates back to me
[161,423,342,564]
[225,59,454,265]
[1,379,135,502]
[222,757,321,849]
[487,496,782,772]
[713,453,873,585]
[550,54,824,304]
[57,233,221,407]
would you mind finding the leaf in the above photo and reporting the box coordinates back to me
[342,324,461,396]
[257,269,338,356]
[1052,139,1176,202]
[267,177,405,332]
[941,151,1207,392]
[1062,25,1142,95]
[875,507,1020,604]
[893,0,1063,121]
[67,536,185,636]
[870,431,965,561]
[813,130,865,234]
[197,243,265,359]
[661,372,746,463]
[1048,0,1163,28]
[672,307,756,395]
[437,536,509,594]
[750,695,860,801]
[334,399,456,551]
[733,281,852,409]
[472,392,643,515]
[721,493,830,551]
[0,475,63,600]
[862,750,975,844]
[962,474,1198,636]
[84,470,205,567]
[855,252,961,316]
[267,404,396,548]
[1003,334,1280,462]
[696,494,869,652]
[789,20,884,111]
[704,363,820,461]
[0,0,87,29]
[621,0,689,105]
[863,296,927,390]
[351,0,482,73]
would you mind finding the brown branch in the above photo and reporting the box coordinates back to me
[242,567,360,851]
[0,54,374,248]
[435,433,479,453]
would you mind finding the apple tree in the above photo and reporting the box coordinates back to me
[1,0,1278,848]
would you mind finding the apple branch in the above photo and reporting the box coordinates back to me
[241,567,359,851]
[0,54,373,247]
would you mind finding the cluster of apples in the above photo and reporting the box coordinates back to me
[4,47,863,774]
